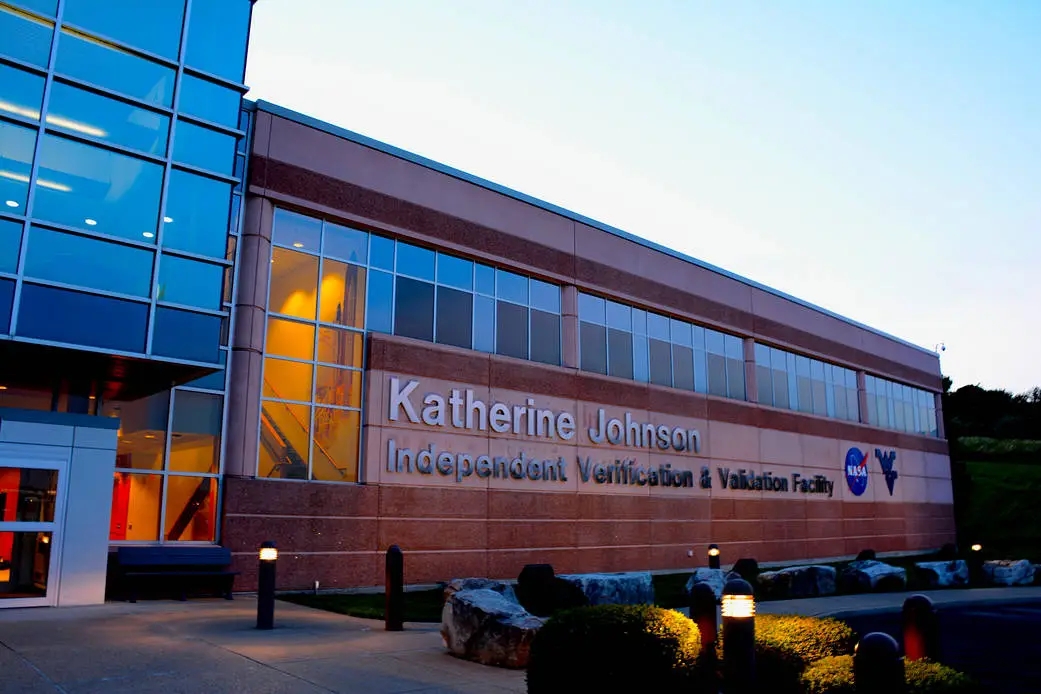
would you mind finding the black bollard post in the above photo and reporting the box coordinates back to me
[385,545,404,631]
[721,577,755,694]
[256,541,278,630]
[690,582,719,660]
[854,632,905,693]
[968,544,984,586]
[708,543,721,570]
[903,594,939,662]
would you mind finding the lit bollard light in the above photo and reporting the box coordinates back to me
[854,632,905,694]
[968,543,984,586]
[708,543,721,570]
[721,577,755,694]
[385,545,404,632]
[689,581,718,660]
[903,594,939,662]
[256,541,278,630]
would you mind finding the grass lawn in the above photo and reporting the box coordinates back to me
[959,460,1041,562]
[280,587,445,622]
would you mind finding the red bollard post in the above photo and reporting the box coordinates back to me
[903,594,940,662]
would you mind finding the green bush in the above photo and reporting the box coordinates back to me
[801,655,978,694]
[526,605,704,693]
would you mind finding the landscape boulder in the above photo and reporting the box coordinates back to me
[730,558,760,584]
[685,568,727,600]
[757,565,837,599]
[559,571,655,606]
[515,564,589,617]
[839,560,907,592]
[982,560,1035,586]
[441,589,544,668]
[915,560,969,588]
[443,578,517,604]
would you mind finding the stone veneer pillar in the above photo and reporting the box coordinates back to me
[742,337,758,403]
[224,196,274,478]
[561,285,579,369]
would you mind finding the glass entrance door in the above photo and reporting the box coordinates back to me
[0,460,66,608]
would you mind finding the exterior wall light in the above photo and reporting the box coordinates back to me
[708,543,721,570]
[721,577,756,693]
[257,541,277,630]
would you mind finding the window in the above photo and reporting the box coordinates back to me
[754,344,859,422]
[168,391,221,474]
[178,75,241,128]
[0,219,22,273]
[394,276,434,341]
[864,374,936,436]
[173,120,236,175]
[185,0,252,82]
[0,120,37,212]
[0,61,45,122]
[17,283,148,352]
[62,0,185,59]
[55,29,175,107]
[151,307,221,363]
[24,226,154,297]
[0,4,54,68]
[157,253,224,309]
[47,81,170,156]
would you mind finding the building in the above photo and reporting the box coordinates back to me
[0,0,953,606]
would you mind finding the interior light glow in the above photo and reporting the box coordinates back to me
[84,218,97,226]
[0,99,41,120]
[45,114,107,138]
[142,231,155,239]
[163,216,174,223]
[0,170,73,192]
[292,242,304,248]
[0,385,7,390]
[4,200,17,208]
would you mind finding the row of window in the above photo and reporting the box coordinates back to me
[755,344,860,422]
[865,374,938,437]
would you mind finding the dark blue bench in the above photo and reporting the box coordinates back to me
[115,546,238,602]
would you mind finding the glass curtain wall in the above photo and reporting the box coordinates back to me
[262,208,564,482]
[864,374,938,437]
[754,343,860,422]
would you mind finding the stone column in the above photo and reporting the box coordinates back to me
[742,338,758,402]
[857,371,869,424]
[561,285,579,369]
[224,196,274,478]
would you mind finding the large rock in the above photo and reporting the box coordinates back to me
[915,560,969,588]
[840,560,907,592]
[685,568,727,600]
[559,572,655,606]
[441,589,544,668]
[982,560,1035,586]
[757,565,837,599]
[444,578,517,604]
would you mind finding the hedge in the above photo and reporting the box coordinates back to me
[801,655,978,693]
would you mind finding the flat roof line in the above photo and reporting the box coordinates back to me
[250,99,936,358]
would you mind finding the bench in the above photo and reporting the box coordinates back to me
[115,546,239,603]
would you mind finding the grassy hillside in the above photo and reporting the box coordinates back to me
[956,459,1041,562]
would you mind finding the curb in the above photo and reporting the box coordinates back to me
[818,594,1041,620]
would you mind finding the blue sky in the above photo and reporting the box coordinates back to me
[244,1,1040,392]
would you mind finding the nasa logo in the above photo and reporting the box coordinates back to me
[844,447,869,496]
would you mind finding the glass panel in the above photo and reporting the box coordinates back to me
[105,392,168,470]
[315,366,362,409]
[312,408,360,482]
[317,326,363,367]
[24,226,153,296]
[847,390,860,422]
[164,475,217,542]
[705,329,725,354]
[0,467,57,522]
[262,357,312,403]
[755,343,770,365]
[0,531,51,599]
[323,222,367,265]
[183,362,225,391]
[436,253,472,290]
[0,120,37,211]
[530,279,560,313]
[632,308,646,335]
[670,319,692,347]
[578,293,605,324]
[834,385,848,420]
[173,120,235,175]
[152,307,221,363]
[56,30,175,107]
[168,391,221,474]
[34,134,163,241]
[606,301,631,330]
[258,400,309,480]
[473,293,494,352]
[396,242,434,281]
[0,5,53,67]
[269,247,318,320]
[272,208,320,252]
[0,276,12,333]
[812,380,828,415]
[11,0,58,16]
[0,61,45,121]
[62,0,183,58]
[163,169,232,258]
[496,300,527,359]
[185,0,252,82]
[47,81,169,155]
[773,370,790,409]
[17,283,147,352]
[673,344,694,391]
[707,353,727,396]
[365,269,393,333]
[694,349,707,393]
[727,358,746,400]
[607,327,634,380]
[580,322,607,374]
[474,263,494,295]
[265,317,314,360]
[647,313,669,341]
[757,365,773,405]
[319,259,365,327]
[633,335,649,382]
[394,277,433,342]
[725,334,744,359]
[436,286,473,349]
[369,234,393,270]
[109,472,161,540]
[179,74,241,128]
[530,309,560,366]
[496,269,527,304]
[0,218,21,273]
[648,339,671,387]
[157,254,222,309]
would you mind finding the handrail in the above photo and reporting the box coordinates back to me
[262,378,347,477]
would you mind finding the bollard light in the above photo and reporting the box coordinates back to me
[970,543,982,552]
[385,545,404,632]
[256,541,277,630]
[903,594,939,662]
[708,543,721,570]
[854,632,905,693]
[968,543,985,587]
[689,581,719,661]
[721,577,756,694]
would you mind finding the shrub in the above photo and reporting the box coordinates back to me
[526,605,704,693]
[801,655,977,694]
[731,557,760,584]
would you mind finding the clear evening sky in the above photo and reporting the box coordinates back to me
[244,1,1040,393]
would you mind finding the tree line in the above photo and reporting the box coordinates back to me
[942,377,1041,442]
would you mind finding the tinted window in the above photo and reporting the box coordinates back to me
[396,242,434,281]
[606,301,631,330]
[34,134,163,241]
[0,61,45,121]
[365,269,392,333]
[473,294,494,352]
[0,278,13,333]
[608,328,633,380]
[272,208,320,252]
[178,74,241,128]
[496,270,526,304]
[24,227,154,296]
[530,310,560,365]
[474,264,494,295]
[435,286,472,349]
[633,335,649,382]
[0,219,22,273]
[0,6,53,67]
[173,120,236,175]
[151,307,221,362]
[56,30,175,107]
[268,248,317,320]
[578,293,605,324]
[323,223,367,265]
[163,170,232,258]
[0,120,37,211]
[530,280,560,313]
[707,353,727,396]
[47,81,169,155]
[436,253,472,290]
[183,361,226,390]
[185,0,251,82]
[649,339,671,387]
[157,254,223,309]
[394,277,433,342]
[17,283,147,352]
[11,0,58,16]
[580,322,607,374]
[369,235,394,270]
[62,0,184,59]
[673,344,694,391]
[496,301,527,359]
[319,259,365,327]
